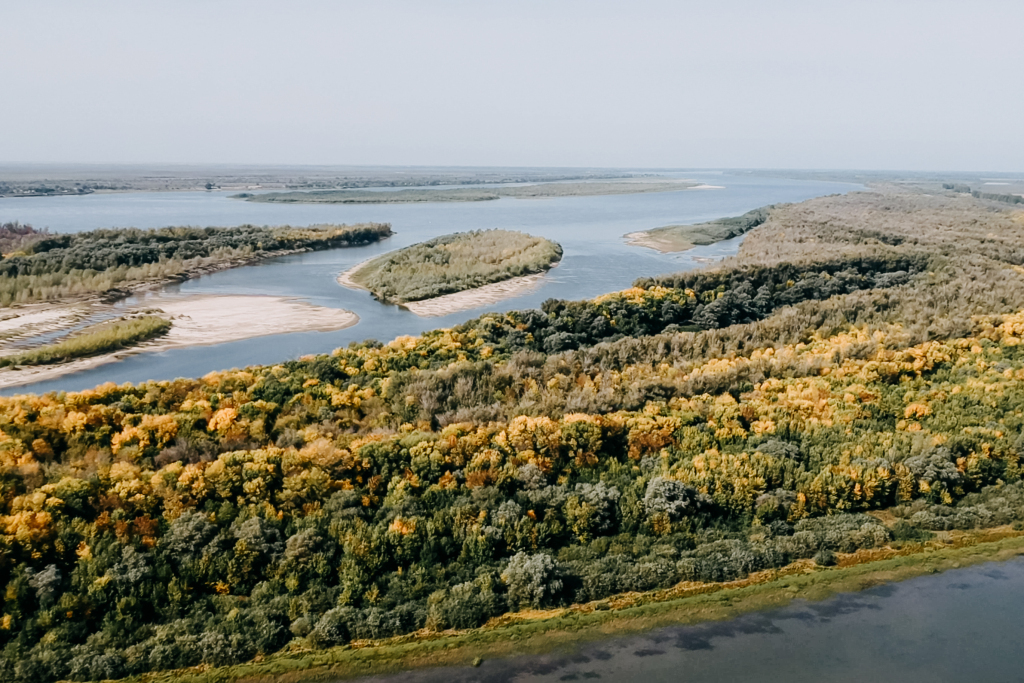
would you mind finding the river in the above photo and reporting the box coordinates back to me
[0,173,859,394]
[360,558,1024,683]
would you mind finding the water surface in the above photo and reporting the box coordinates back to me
[360,558,1024,683]
[0,174,858,394]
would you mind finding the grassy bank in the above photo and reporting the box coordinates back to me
[114,529,1024,683]
[0,315,170,367]
[242,180,695,205]
[345,229,562,302]
[627,206,771,253]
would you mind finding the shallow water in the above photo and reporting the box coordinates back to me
[359,558,1024,683]
[0,173,859,394]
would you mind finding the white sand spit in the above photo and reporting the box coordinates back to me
[623,231,683,253]
[401,272,550,317]
[0,306,89,347]
[151,295,357,348]
[0,295,358,390]
[336,258,375,291]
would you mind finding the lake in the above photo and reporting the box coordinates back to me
[0,173,859,394]
[359,558,1024,683]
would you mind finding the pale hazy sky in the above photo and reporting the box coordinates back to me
[2,1,1021,170]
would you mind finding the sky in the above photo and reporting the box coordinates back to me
[1,1,1022,171]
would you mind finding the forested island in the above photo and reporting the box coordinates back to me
[626,207,772,253]
[7,187,1024,681]
[0,221,392,306]
[341,229,562,305]
[239,179,697,205]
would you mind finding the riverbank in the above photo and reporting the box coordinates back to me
[115,527,1024,683]
[0,295,358,390]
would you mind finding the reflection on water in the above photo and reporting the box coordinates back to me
[0,174,860,394]
[360,558,1024,683]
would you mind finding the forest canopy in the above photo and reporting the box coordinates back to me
[6,190,1024,681]
[347,229,562,303]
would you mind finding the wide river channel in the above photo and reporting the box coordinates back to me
[360,558,1024,683]
[0,173,857,394]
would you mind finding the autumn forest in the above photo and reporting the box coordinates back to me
[4,187,1024,681]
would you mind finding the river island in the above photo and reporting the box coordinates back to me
[338,229,562,316]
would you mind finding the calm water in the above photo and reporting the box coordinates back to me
[0,173,859,394]
[360,559,1024,683]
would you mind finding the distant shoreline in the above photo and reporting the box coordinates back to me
[243,179,699,205]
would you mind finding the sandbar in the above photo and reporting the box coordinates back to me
[0,295,358,390]
[401,271,551,317]
[336,257,375,292]
[0,305,91,346]
[623,231,691,254]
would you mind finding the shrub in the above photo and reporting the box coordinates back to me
[502,552,564,609]
[813,549,837,566]
[644,477,707,521]
[426,580,505,630]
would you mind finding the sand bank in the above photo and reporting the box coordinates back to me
[147,294,357,347]
[401,271,550,317]
[336,258,374,292]
[0,295,358,390]
[623,231,690,254]
[0,305,91,345]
